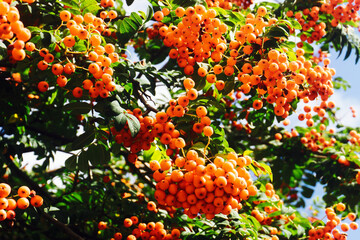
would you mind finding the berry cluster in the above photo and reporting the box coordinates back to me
[111,109,181,160]
[0,1,32,62]
[308,204,358,240]
[150,151,258,220]
[154,6,336,122]
[320,0,360,27]
[30,9,120,98]
[205,0,254,10]
[300,125,336,152]
[0,183,43,222]
[119,217,181,240]
[286,7,327,45]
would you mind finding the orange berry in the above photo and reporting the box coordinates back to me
[196,106,207,118]
[17,197,29,209]
[30,195,43,207]
[18,186,30,198]
[60,10,71,21]
[124,218,133,227]
[98,221,107,230]
[72,87,83,98]
[203,126,213,137]
[0,198,8,210]
[0,183,11,198]
[38,81,49,92]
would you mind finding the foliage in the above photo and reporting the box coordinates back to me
[1,0,360,240]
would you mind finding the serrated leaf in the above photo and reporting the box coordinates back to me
[146,6,153,23]
[243,150,253,156]
[130,12,143,25]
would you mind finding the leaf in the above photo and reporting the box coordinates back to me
[266,25,289,38]
[65,155,77,171]
[78,150,89,172]
[87,144,110,166]
[126,0,134,5]
[302,186,314,198]
[117,12,144,45]
[145,5,154,23]
[70,128,95,150]
[80,0,100,14]
[60,0,81,11]
[171,0,206,8]
[114,113,127,131]
[106,99,124,117]
[125,113,140,137]
[40,32,56,45]
[190,142,206,152]
[0,41,7,61]
[63,102,92,114]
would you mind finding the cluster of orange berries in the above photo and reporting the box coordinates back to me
[0,183,43,222]
[320,0,360,27]
[286,7,327,45]
[205,0,254,10]
[348,130,360,146]
[114,217,181,240]
[288,0,360,45]
[155,6,336,121]
[300,125,336,152]
[146,21,165,39]
[312,49,329,65]
[308,203,358,240]
[297,100,335,127]
[150,151,258,220]
[0,1,32,62]
[32,9,120,98]
[154,5,229,76]
[111,109,181,159]
[350,106,356,118]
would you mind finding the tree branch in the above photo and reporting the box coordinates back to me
[132,81,159,114]
[2,152,56,204]
[41,212,85,240]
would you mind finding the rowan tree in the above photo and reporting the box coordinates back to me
[1,0,360,239]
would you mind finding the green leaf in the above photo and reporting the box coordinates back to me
[78,150,89,172]
[60,0,80,11]
[106,99,124,117]
[125,113,140,137]
[63,102,92,115]
[145,5,154,23]
[70,128,95,150]
[266,25,289,38]
[0,41,7,61]
[126,0,134,5]
[302,186,314,198]
[65,155,77,171]
[171,0,206,8]
[87,144,110,166]
[80,0,100,14]
[114,113,127,131]
[117,12,144,45]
